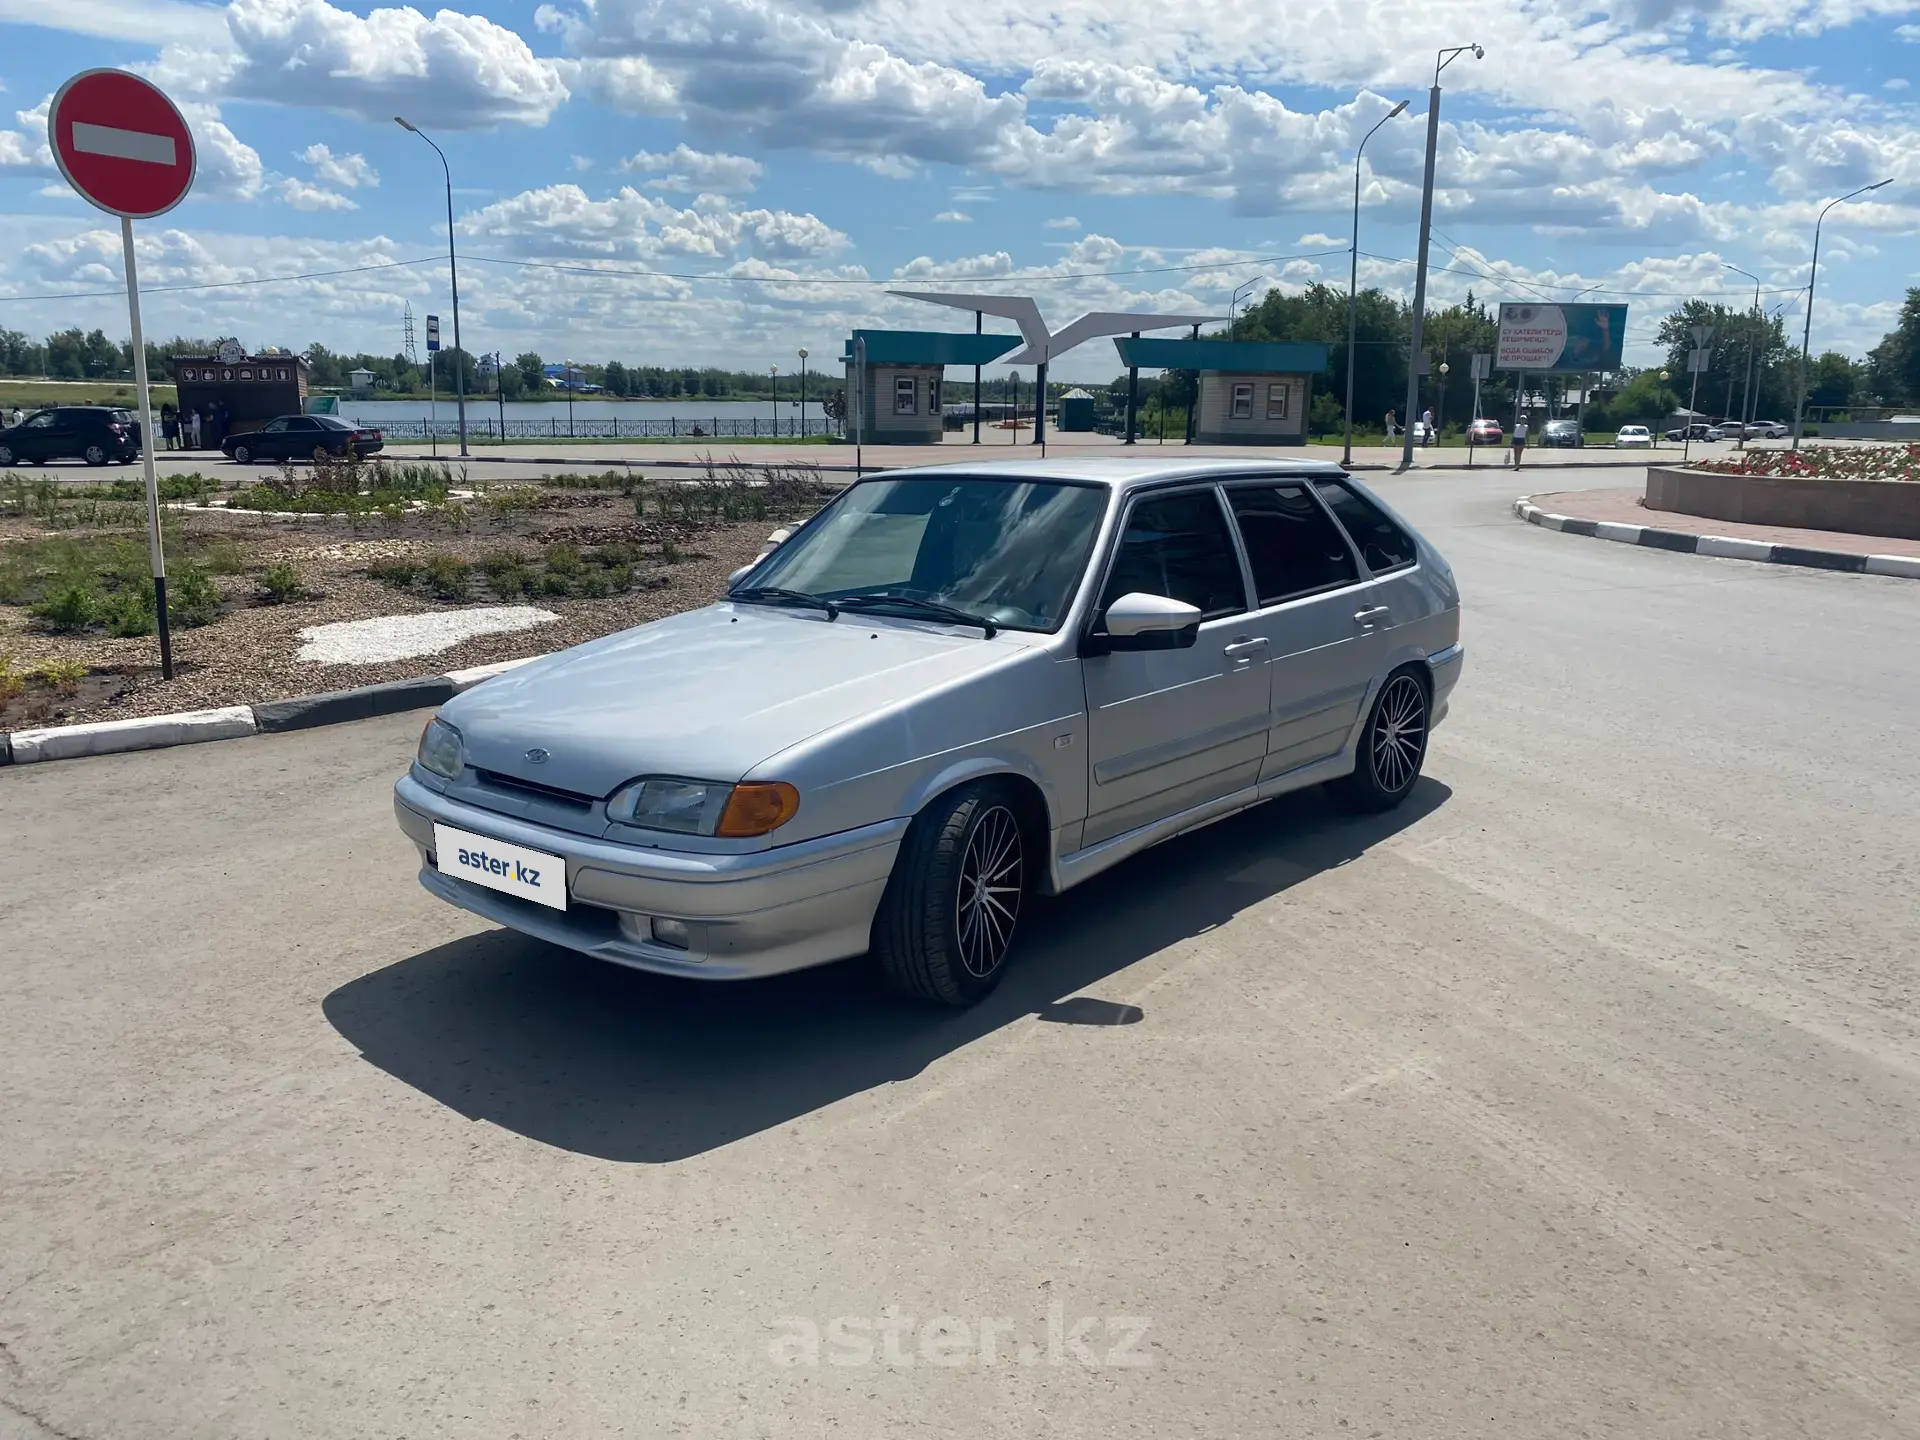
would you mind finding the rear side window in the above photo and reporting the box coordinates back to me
[1100,490,1246,621]
[1313,480,1417,574]
[1226,483,1360,605]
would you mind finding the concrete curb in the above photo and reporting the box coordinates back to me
[1512,497,1920,579]
[1,654,545,767]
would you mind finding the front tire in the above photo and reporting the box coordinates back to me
[1334,669,1429,812]
[232,444,252,465]
[874,782,1025,1006]
[0,445,12,465]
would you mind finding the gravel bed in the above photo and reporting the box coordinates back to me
[1,499,774,724]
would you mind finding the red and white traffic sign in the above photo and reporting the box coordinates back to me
[48,69,196,220]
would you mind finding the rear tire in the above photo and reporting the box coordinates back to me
[873,782,1025,1006]
[83,444,107,466]
[1333,668,1429,812]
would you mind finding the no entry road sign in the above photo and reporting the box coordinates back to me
[47,68,200,680]
[48,69,196,220]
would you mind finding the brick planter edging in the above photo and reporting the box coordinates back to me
[0,655,544,767]
[1513,497,1920,580]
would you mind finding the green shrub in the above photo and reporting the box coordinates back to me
[29,577,100,632]
[368,559,420,588]
[167,563,219,628]
[196,535,250,575]
[103,586,154,637]
[586,544,639,568]
[34,657,88,695]
[423,553,471,601]
[660,536,682,564]
[538,571,572,597]
[543,541,584,575]
[259,562,304,604]
[576,567,613,599]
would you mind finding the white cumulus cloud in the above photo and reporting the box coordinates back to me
[618,144,764,193]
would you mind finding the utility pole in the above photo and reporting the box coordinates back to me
[1399,44,1483,471]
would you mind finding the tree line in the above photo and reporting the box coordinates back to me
[6,288,1918,421]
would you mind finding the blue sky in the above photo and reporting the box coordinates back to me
[0,0,1915,380]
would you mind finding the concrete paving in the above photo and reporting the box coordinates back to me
[3,467,1919,1438]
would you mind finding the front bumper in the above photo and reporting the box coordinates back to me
[393,774,905,980]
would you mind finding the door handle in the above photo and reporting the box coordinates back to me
[1353,605,1390,628]
[1223,637,1268,665]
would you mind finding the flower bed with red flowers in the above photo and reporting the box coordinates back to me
[1694,444,1920,481]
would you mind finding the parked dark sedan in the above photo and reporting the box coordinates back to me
[222,414,384,464]
[1538,418,1582,448]
[0,406,141,466]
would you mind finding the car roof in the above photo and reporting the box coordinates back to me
[864,455,1352,491]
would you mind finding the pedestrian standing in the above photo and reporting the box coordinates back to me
[1384,409,1396,441]
[1510,416,1529,468]
[186,407,201,449]
[1422,408,1435,447]
[160,402,178,451]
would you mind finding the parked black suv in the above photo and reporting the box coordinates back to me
[0,406,142,466]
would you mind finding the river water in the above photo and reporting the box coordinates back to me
[325,397,836,441]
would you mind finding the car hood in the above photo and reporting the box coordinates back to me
[444,602,1034,798]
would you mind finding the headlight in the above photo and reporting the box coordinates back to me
[608,777,799,838]
[416,717,464,779]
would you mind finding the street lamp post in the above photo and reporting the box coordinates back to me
[1345,99,1408,466]
[797,348,808,438]
[1723,262,1762,448]
[770,364,779,437]
[394,117,467,457]
[565,359,575,438]
[1228,275,1267,334]
[1794,178,1892,447]
[1399,44,1483,471]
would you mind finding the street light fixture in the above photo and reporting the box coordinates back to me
[1228,275,1268,332]
[1399,44,1483,471]
[1345,98,1409,466]
[1794,178,1892,446]
[394,116,468,457]
[797,348,808,438]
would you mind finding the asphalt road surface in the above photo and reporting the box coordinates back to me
[3,467,1917,1438]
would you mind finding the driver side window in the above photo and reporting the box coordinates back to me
[261,418,289,433]
[24,413,55,429]
[1098,490,1246,622]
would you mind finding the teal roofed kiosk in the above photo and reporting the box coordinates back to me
[1113,337,1333,446]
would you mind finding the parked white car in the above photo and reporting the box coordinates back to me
[394,458,1465,1006]
[1615,425,1653,448]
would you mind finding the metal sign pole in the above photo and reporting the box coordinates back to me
[120,217,172,680]
[854,336,866,477]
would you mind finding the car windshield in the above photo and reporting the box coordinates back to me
[741,476,1108,633]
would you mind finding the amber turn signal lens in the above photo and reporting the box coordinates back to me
[716,781,801,837]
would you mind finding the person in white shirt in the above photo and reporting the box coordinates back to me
[1510,417,1529,467]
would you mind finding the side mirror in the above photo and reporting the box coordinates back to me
[727,565,755,588]
[1104,592,1202,637]
[763,527,792,551]
[1086,592,1202,654]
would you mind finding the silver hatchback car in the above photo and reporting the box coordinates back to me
[393,458,1463,1005]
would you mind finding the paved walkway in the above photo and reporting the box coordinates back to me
[1526,487,1920,560]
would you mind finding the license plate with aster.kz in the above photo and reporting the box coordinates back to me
[433,823,566,910]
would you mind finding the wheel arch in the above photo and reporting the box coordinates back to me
[898,761,1055,891]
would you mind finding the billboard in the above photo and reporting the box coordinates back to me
[1495,302,1626,372]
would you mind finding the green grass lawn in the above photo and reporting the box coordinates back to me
[0,380,177,411]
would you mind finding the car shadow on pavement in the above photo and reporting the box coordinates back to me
[324,778,1450,1163]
